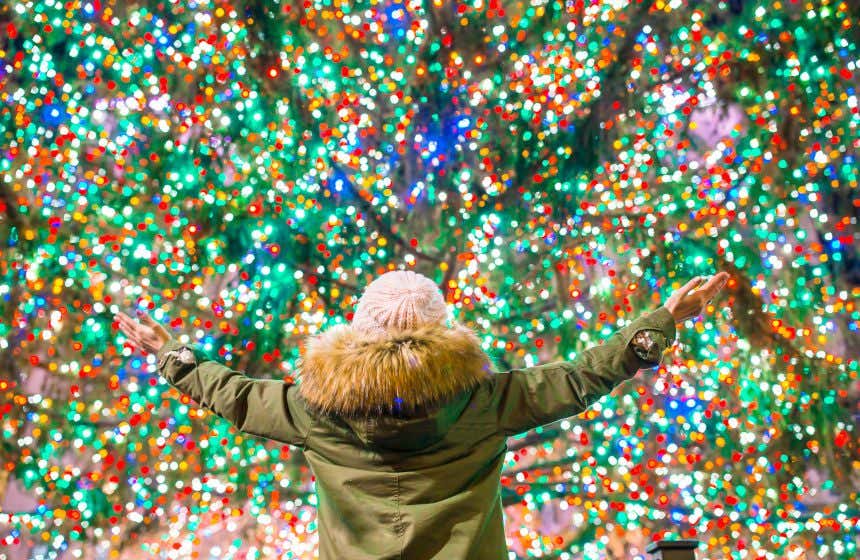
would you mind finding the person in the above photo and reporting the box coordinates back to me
[116,270,730,559]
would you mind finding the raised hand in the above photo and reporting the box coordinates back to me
[115,310,173,356]
[663,272,731,323]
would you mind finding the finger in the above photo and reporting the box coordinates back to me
[700,272,731,298]
[704,271,729,287]
[138,311,160,327]
[117,320,145,343]
[115,315,134,334]
[677,276,705,297]
[117,325,140,345]
[115,310,134,323]
[117,320,138,337]
[115,314,140,333]
[116,312,143,329]
[115,311,133,324]
[118,311,154,335]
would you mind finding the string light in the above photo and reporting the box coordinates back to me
[0,0,857,558]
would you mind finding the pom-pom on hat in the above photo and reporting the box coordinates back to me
[351,270,448,334]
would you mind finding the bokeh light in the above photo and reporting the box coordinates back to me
[1,0,858,558]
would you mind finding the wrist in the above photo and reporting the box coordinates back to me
[663,304,681,323]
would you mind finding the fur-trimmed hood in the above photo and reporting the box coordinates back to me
[297,321,494,420]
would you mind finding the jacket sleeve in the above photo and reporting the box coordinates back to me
[155,338,312,448]
[487,305,677,437]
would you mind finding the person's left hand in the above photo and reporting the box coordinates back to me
[115,310,172,356]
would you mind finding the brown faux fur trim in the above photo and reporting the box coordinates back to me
[297,321,493,417]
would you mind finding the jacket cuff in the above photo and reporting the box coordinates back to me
[156,337,186,365]
[649,305,678,344]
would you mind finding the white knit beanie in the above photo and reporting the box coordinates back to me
[351,270,449,333]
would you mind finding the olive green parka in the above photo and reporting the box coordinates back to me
[156,305,677,559]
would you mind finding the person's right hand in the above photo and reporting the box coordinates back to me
[115,309,173,356]
[663,272,730,323]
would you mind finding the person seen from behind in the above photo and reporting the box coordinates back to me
[116,270,730,559]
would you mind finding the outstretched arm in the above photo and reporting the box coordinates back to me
[488,305,677,437]
[486,272,730,437]
[115,311,312,448]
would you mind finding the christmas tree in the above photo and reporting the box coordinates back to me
[1,0,857,558]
